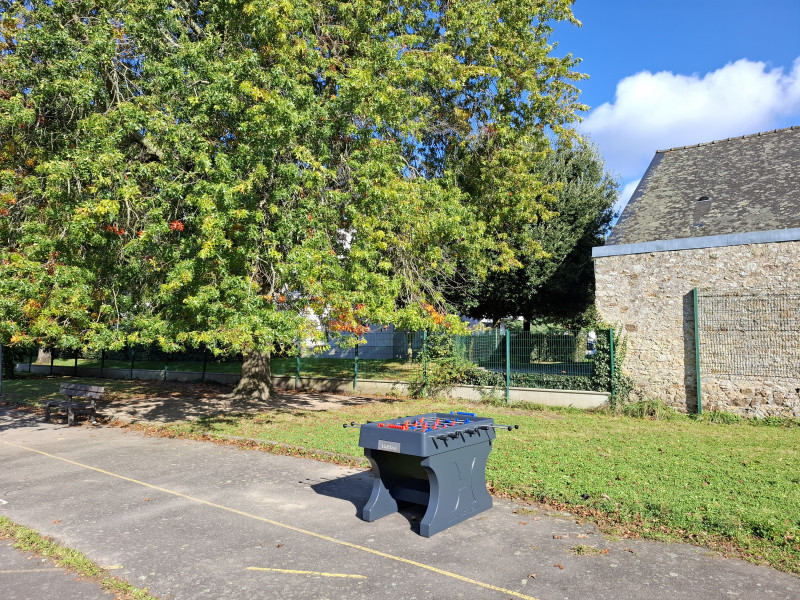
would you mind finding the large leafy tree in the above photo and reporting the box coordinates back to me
[0,0,585,398]
[447,139,618,328]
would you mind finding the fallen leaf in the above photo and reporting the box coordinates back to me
[528,573,537,579]
[553,534,569,539]
[276,544,284,548]
[53,519,61,524]
[519,521,527,525]
[601,549,610,554]
[143,498,150,502]
[554,564,564,570]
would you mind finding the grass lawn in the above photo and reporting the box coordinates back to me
[2,376,798,575]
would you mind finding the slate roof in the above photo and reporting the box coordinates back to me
[605,126,800,246]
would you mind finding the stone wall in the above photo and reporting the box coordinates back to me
[594,240,800,417]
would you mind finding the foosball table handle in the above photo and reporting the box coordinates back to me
[496,424,520,431]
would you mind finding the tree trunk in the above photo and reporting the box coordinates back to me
[36,348,52,365]
[232,351,274,403]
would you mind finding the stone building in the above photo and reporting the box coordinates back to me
[592,126,800,417]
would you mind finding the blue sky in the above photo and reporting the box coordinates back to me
[554,0,800,215]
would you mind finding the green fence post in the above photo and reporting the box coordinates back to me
[201,347,207,382]
[0,344,4,397]
[100,350,105,376]
[422,330,428,397]
[130,347,135,380]
[50,350,54,375]
[354,340,359,390]
[505,330,511,403]
[609,329,615,402]
[693,287,703,414]
[74,348,79,376]
[295,340,301,391]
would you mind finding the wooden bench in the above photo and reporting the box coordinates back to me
[43,383,105,426]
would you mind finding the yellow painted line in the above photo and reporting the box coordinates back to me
[0,568,63,574]
[1,440,540,600]
[247,567,366,579]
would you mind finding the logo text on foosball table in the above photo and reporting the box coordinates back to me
[377,440,402,452]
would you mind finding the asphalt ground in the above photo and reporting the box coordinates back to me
[1,404,798,600]
[0,539,112,599]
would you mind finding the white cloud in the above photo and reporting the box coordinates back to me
[581,58,800,182]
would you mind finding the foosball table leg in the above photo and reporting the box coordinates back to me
[419,443,493,537]
[361,448,400,522]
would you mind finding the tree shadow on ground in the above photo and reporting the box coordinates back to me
[0,401,91,432]
[103,389,394,424]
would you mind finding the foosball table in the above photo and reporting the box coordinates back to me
[345,412,518,537]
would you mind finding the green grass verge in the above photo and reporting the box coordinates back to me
[150,398,800,575]
[0,515,158,599]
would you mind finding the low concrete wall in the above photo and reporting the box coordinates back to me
[16,364,608,410]
[16,364,241,385]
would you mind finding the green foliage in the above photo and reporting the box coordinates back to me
[570,544,605,556]
[424,356,476,389]
[461,367,594,392]
[622,399,683,421]
[591,327,634,406]
[423,331,457,359]
[447,139,618,327]
[0,0,586,363]
[690,411,800,428]
[705,410,743,425]
[749,415,800,428]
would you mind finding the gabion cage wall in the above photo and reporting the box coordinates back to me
[698,290,800,380]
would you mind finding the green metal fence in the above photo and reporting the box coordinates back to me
[697,290,800,380]
[21,327,610,396]
[453,330,594,376]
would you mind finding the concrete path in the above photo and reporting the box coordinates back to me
[1,405,797,600]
